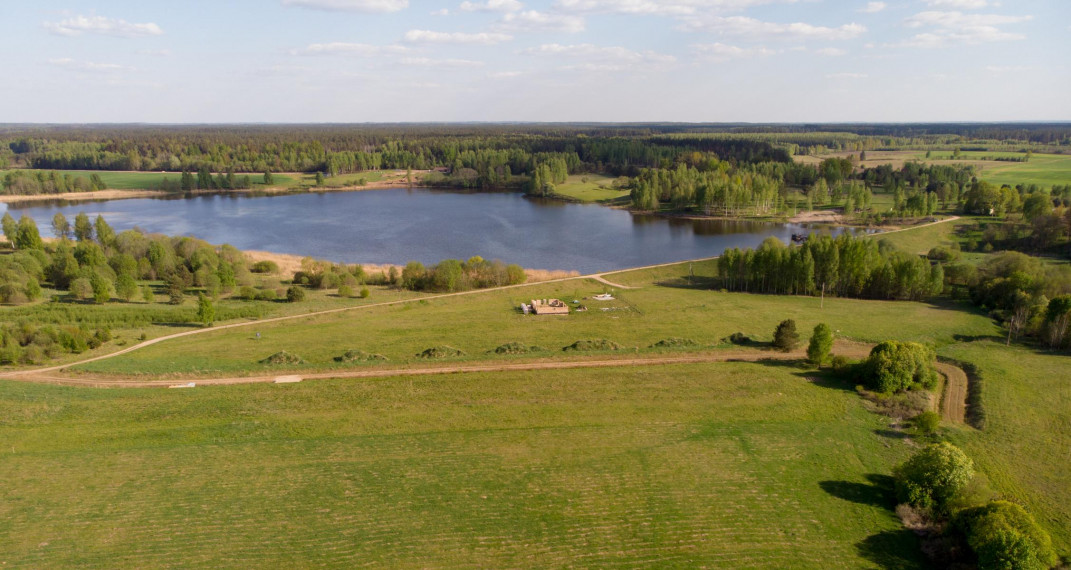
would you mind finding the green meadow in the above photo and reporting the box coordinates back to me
[0,362,923,568]
[551,174,629,203]
[916,151,1071,189]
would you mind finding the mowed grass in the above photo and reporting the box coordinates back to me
[939,342,1071,552]
[914,151,1071,189]
[552,174,629,202]
[78,260,998,376]
[0,362,923,568]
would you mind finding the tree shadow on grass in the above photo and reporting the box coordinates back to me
[820,474,896,508]
[874,429,911,440]
[856,530,929,570]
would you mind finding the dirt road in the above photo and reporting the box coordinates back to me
[936,361,968,424]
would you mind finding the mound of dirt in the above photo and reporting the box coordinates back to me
[650,338,700,349]
[416,346,466,359]
[562,339,623,352]
[259,351,305,365]
[334,350,389,363]
[491,342,547,355]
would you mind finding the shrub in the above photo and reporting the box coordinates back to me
[913,411,941,435]
[806,323,833,367]
[724,332,751,345]
[562,339,622,352]
[286,286,305,303]
[334,350,388,363]
[650,337,700,349]
[773,319,800,352]
[337,284,353,298]
[359,287,370,299]
[954,501,1057,570]
[862,341,938,394]
[259,351,305,365]
[416,345,465,359]
[893,442,974,514]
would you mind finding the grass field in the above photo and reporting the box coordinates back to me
[552,174,629,203]
[940,342,1071,551]
[76,256,997,377]
[917,151,1071,189]
[0,170,298,191]
[0,362,923,568]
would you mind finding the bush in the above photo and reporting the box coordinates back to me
[490,342,546,355]
[806,323,833,367]
[893,442,974,514]
[862,341,939,394]
[359,287,370,299]
[954,501,1057,570]
[562,339,622,352]
[285,286,305,303]
[334,349,388,363]
[649,337,700,349]
[913,411,941,435]
[773,319,800,352]
[724,332,751,345]
[337,284,353,298]
[416,345,465,359]
[259,351,304,365]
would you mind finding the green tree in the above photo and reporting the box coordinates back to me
[181,170,195,191]
[166,274,185,305]
[314,172,325,187]
[806,323,833,367]
[196,293,215,326]
[773,319,800,352]
[73,212,94,242]
[1,212,16,244]
[14,216,44,250]
[263,171,274,185]
[913,411,940,435]
[359,286,370,299]
[141,284,155,303]
[286,285,306,302]
[401,261,426,290]
[94,215,115,248]
[89,272,113,304]
[506,264,527,285]
[116,273,139,301]
[70,277,93,301]
[51,213,71,240]
[862,341,938,394]
[954,501,1057,570]
[893,442,974,514]
[337,284,353,298]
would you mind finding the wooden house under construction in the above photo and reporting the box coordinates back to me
[529,298,569,315]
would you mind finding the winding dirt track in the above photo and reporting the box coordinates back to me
[936,362,969,424]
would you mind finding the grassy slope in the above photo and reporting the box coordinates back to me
[917,151,1071,189]
[552,174,628,203]
[940,342,1071,552]
[0,363,922,568]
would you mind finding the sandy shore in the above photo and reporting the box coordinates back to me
[243,250,579,283]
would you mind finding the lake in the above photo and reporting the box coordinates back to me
[3,189,865,274]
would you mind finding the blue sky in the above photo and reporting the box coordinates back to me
[1,0,1068,122]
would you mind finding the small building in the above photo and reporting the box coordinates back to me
[531,298,569,316]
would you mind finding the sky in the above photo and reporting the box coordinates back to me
[1,0,1068,123]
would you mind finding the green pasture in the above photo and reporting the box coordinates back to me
[1,170,297,191]
[915,151,1071,189]
[552,174,628,203]
[0,362,922,568]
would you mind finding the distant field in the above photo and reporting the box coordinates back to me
[552,174,628,203]
[0,170,298,191]
[796,150,1071,189]
[78,257,997,377]
[0,362,922,567]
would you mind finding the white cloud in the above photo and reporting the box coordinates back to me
[899,10,1032,47]
[488,70,526,78]
[48,58,133,73]
[460,0,524,12]
[923,0,989,8]
[43,15,163,38]
[281,0,408,13]
[815,47,847,56]
[825,72,868,79]
[403,30,513,44]
[291,42,409,56]
[692,42,775,61]
[494,11,586,33]
[523,43,676,71]
[554,0,794,16]
[683,16,866,40]
[400,57,485,67]
[860,2,886,13]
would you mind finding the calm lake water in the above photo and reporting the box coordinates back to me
[3,189,864,274]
